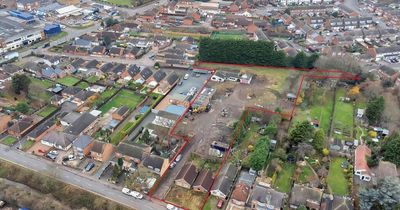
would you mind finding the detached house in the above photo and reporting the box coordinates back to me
[115,143,151,172]
[109,47,124,57]
[248,185,285,210]
[175,163,198,189]
[289,184,323,209]
[147,70,167,88]
[8,117,34,138]
[193,169,213,192]
[41,131,76,151]
[120,65,140,81]
[354,144,372,181]
[142,154,169,175]
[112,105,130,121]
[135,67,153,84]
[156,72,179,95]
[73,135,94,158]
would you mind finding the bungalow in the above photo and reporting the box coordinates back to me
[142,154,169,175]
[120,65,140,81]
[64,112,97,136]
[60,112,81,127]
[248,184,285,210]
[62,86,82,98]
[230,183,250,207]
[74,38,92,49]
[175,162,198,189]
[26,119,56,142]
[112,105,130,121]
[211,163,239,199]
[2,64,24,76]
[111,64,127,75]
[42,67,65,79]
[72,90,96,106]
[89,140,115,162]
[72,135,94,158]
[289,184,323,209]
[354,144,372,181]
[156,72,179,95]
[147,70,167,88]
[320,194,353,210]
[193,169,213,192]
[41,131,76,151]
[116,143,150,167]
[8,117,34,138]
[124,47,142,59]
[135,67,153,84]
[50,95,65,106]
[100,63,115,74]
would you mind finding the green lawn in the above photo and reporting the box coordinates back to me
[37,106,57,117]
[29,76,54,89]
[327,157,349,196]
[298,165,314,184]
[274,163,295,193]
[21,140,35,151]
[99,90,144,113]
[2,136,17,146]
[86,76,99,83]
[333,88,354,138]
[211,31,246,40]
[105,0,133,6]
[56,76,80,86]
[76,81,90,89]
[49,31,68,41]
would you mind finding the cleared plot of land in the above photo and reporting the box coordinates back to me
[1,136,17,146]
[165,185,205,210]
[37,105,57,118]
[56,76,80,86]
[274,163,295,193]
[327,157,349,196]
[210,31,246,40]
[99,89,144,113]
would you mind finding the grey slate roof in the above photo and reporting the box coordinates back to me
[142,155,164,170]
[153,70,167,82]
[65,112,97,135]
[42,131,76,148]
[117,143,144,160]
[166,72,179,85]
[140,67,153,80]
[73,135,93,149]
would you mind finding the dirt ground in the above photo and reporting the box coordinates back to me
[165,185,206,210]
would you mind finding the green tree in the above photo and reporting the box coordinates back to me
[15,102,29,114]
[306,53,319,69]
[154,62,160,69]
[381,133,400,166]
[292,51,307,68]
[359,177,400,210]
[313,129,325,152]
[11,74,31,95]
[117,157,124,168]
[249,137,270,171]
[141,129,151,144]
[289,121,315,145]
[365,96,385,125]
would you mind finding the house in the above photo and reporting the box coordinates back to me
[240,73,253,84]
[135,67,153,84]
[237,170,256,186]
[354,144,372,181]
[89,140,115,162]
[26,119,56,142]
[211,163,239,199]
[64,112,97,136]
[41,131,76,151]
[124,47,142,59]
[60,112,81,127]
[289,184,323,209]
[156,72,179,95]
[91,46,106,56]
[120,65,140,81]
[0,114,11,134]
[116,143,150,167]
[62,86,82,98]
[175,162,198,189]
[50,95,65,106]
[74,38,92,49]
[142,154,169,175]
[112,106,130,121]
[8,117,34,138]
[41,67,65,79]
[109,47,124,57]
[248,185,285,210]
[320,194,353,210]
[230,182,250,207]
[193,169,213,192]
[147,70,167,88]
[72,135,94,158]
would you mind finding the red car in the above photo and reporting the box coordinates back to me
[217,199,224,209]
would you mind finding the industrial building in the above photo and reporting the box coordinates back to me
[56,5,82,18]
[0,11,43,54]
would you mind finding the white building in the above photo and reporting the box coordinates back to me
[56,5,82,18]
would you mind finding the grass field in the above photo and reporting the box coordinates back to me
[21,140,35,151]
[29,77,54,89]
[99,89,144,113]
[333,88,354,138]
[165,185,205,210]
[327,157,349,196]
[274,163,295,193]
[204,196,218,210]
[49,31,68,41]
[37,106,57,118]
[2,136,17,146]
[56,76,80,86]
[298,164,315,184]
[86,76,99,83]
[76,81,89,89]
[105,0,133,6]
[211,31,246,40]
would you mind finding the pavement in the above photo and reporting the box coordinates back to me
[0,144,166,210]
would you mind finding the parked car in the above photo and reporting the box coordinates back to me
[183,74,189,80]
[46,153,57,161]
[217,199,224,209]
[175,154,182,162]
[122,187,131,195]
[49,150,58,155]
[68,155,76,161]
[166,204,179,210]
[130,191,143,199]
[85,162,95,171]
[0,200,6,208]
[169,162,176,169]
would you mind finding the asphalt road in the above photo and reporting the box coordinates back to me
[0,144,165,210]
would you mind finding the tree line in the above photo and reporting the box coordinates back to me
[198,38,318,68]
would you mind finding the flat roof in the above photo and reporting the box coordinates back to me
[0,16,42,41]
